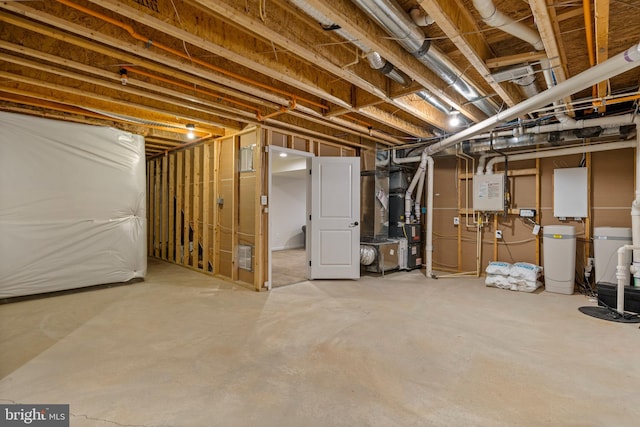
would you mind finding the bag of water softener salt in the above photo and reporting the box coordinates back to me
[509,262,543,282]
[508,276,543,292]
[485,261,511,276]
[485,274,511,289]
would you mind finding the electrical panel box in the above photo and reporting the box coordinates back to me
[554,167,587,218]
[473,174,505,212]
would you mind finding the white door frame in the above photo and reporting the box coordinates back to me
[267,146,314,290]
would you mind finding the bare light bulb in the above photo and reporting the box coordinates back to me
[449,110,461,127]
[186,124,195,140]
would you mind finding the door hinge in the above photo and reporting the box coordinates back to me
[309,261,311,267]
[309,214,311,221]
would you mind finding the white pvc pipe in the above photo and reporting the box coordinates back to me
[414,166,426,221]
[405,153,427,221]
[472,0,544,51]
[426,156,434,278]
[477,153,489,174]
[392,149,435,278]
[484,140,637,173]
[425,41,640,155]
[409,7,434,26]
[616,245,640,313]
[633,120,640,275]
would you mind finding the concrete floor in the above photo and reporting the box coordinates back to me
[1,259,639,427]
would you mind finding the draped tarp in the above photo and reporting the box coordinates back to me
[0,112,146,298]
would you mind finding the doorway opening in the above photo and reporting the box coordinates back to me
[268,147,313,288]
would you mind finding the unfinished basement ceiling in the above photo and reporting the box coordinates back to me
[1,0,639,156]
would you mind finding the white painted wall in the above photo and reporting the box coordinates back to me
[271,170,306,250]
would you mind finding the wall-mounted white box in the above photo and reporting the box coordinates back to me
[554,167,587,218]
[473,174,505,212]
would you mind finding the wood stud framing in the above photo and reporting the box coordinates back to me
[146,125,356,290]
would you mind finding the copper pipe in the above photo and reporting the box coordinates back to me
[592,93,640,107]
[343,114,373,128]
[55,0,328,112]
[257,99,297,121]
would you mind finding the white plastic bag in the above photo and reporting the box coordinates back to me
[509,262,543,282]
[486,261,512,276]
[508,276,543,292]
[485,274,511,289]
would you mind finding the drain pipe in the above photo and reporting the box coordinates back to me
[472,0,545,51]
[414,165,426,221]
[471,0,544,97]
[425,155,434,278]
[425,41,640,155]
[484,140,637,174]
[631,117,640,288]
[616,246,639,313]
[392,149,435,277]
[404,154,427,222]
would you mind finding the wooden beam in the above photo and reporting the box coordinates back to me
[202,144,211,273]
[528,0,572,107]
[485,52,549,69]
[0,5,269,124]
[148,160,155,256]
[0,7,270,121]
[293,0,488,122]
[183,150,192,266]
[89,0,363,109]
[418,0,521,107]
[161,155,169,260]
[168,153,176,262]
[154,158,161,257]
[192,146,201,269]
[358,105,435,138]
[595,0,611,110]
[176,151,184,264]
[556,7,585,21]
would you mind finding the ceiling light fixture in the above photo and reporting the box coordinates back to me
[186,124,195,140]
[449,109,461,127]
[279,152,288,158]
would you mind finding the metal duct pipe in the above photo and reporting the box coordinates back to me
[425,41,640,155]
[484,140,636,173]
[352,0,498,116]
[472,0,545,51]
[416,90,450,114]
[290,0,410,85]
[365,51,411,86]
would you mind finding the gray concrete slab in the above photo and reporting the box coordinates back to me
[1,258,639,426]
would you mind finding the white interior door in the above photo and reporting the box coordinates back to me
[308,157,360,279]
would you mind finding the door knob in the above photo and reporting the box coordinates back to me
[350,221,359,227]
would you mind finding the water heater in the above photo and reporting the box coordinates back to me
[473,174,505,212]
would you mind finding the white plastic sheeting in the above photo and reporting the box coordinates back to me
[0,112,146,298]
